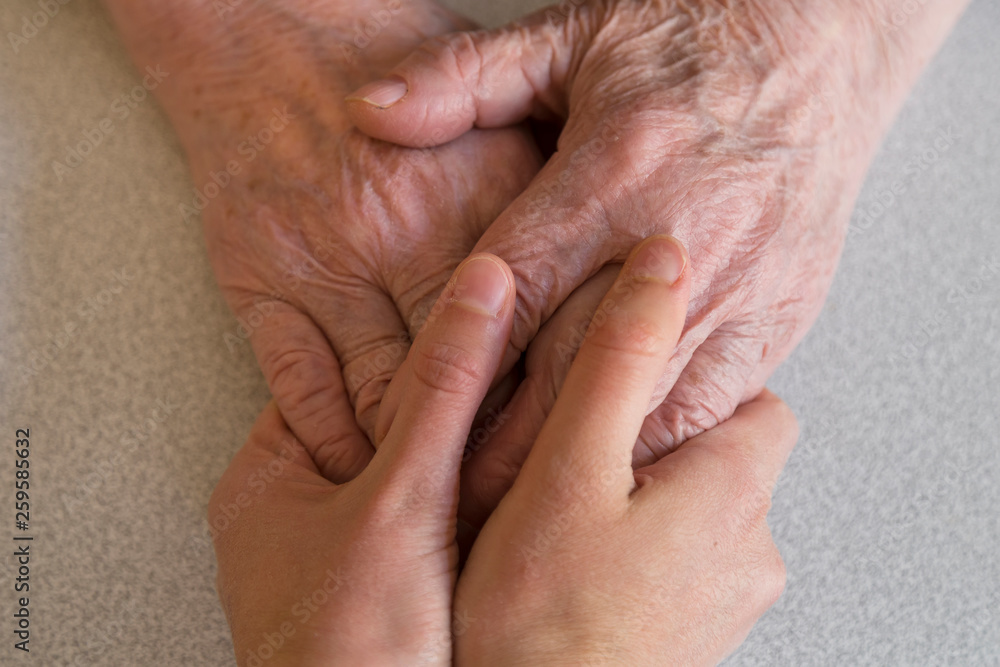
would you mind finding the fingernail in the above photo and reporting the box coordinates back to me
[346,77,407,109]
[452,256,510,317]
[628,235,687,285]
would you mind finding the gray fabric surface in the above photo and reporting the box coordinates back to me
[0,0,996,664]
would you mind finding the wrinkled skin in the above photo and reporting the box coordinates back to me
[106,0,963,525]
[103,0,543,482]
[209,254,518,666]
[346,0,912,518]
[211,240,800,665]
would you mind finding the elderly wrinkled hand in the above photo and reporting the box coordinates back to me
[103,0,542,476]
[346,0,967,520]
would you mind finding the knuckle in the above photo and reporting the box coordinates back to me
[263,346,362,439]
[417,30,489,84]
[342,337,409,418]
[771,397,800,444]
[650,392,731,449]
[351,373,391,435]
[757,548,787,610]
[410,341,484,395]
[311,431,369,484]
[510,285,545,355]
[263,346,328,400]
[715,450,771,519]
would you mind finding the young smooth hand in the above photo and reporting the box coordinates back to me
[209,253,516,666]
[455,236,798,665]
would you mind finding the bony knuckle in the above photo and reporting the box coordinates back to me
[311,431,367,483]
[342,337,409,411]
[265,346,325,395]
[740,486,774,527]
[419,30,486,73]
[662,390,731,442]
[411,341,483,394]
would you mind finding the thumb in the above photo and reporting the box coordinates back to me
[367,254,515,502]
[345,14,583,147]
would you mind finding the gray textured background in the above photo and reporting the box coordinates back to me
[0,0,996,664]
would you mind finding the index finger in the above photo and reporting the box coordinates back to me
[524,236,690,498]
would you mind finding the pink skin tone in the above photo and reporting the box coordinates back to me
[103,0,967,523]
[209,252,521,666]
[102,0,544,487]
[346,0,971,521]
[100,0,968,662]
[210,239,800,665]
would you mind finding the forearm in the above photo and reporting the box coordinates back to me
[99,0,476,184]
[100,0,461,123]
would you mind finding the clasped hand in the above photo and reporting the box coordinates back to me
[210,237,797,665]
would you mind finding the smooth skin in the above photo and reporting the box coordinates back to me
[210,252,520,666]
[210,237,798,665]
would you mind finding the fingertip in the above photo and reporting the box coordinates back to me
[376,253,515,469]
[626,234,690,290]
[345,72,473,148]
[345,76,408,109]
[345,26,552,147]
[449,253,515,319]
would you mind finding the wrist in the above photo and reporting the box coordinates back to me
[749,0,970,141]
[673,0,969,175]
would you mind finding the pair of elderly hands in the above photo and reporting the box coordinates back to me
[104,0,965,662]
